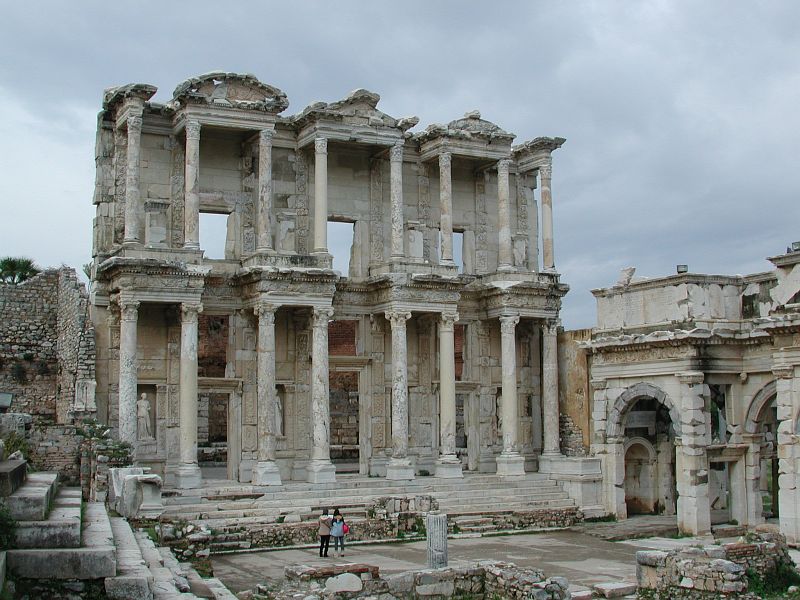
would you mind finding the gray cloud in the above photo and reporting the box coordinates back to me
[1,0,798,328]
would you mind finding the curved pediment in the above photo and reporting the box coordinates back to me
[293,88,418,132]
[417,110,515,144]
[102,83,157,111]
[171,72,289,114]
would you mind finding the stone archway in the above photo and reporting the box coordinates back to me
[624,437,658,514]
[743,381,779,523]
[604,382,679,520]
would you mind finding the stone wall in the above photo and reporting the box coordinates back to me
[558,328,591,455]
[256,561,570,599]
[636,532,795,599]
[0,267,95,425]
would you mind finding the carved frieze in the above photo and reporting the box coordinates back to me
[369,158,384,264]
[593,344,697,365]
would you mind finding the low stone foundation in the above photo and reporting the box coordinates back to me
[252,561,570,599]
[636,532,797,599]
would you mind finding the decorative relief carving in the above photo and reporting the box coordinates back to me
[185,120,202,140]
[539,161,552,180]
[593,345,696,365]
[170,136,185,248]
[256,303,277,323]
[119,300,140,322]
[390,141,404,162]
[440,312,459,331]
[499,314,520,334]
[543,319,560,336]
[314,137,328,154]
[181,302,202,323]
[113,128,127,245]
[312,306,334,328]
[294,150,309,254]
[385,310,412,328]
[369,159,384,263]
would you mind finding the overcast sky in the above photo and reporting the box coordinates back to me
[1,1,798,329]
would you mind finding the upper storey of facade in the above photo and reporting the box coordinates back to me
[91,72,567,315]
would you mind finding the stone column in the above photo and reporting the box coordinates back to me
[497,314,525,475]
[256,129,274,253]
[308,306,336,483]
[123,114,143,246]
[426,513,448,568]
[439,152,454,265]
[118,299,139,445]
[497,158,513,271]
[436,312,462,478]
[313,137,328,254]
[183,120,201,250]
[176,302,203,489]
[386,310,415,480]
[253,303,281,485]
[676,371,711,535]
[775,364,800,545]
[542,319,561,456]
[390,141,405,259]
[540,161,555,271]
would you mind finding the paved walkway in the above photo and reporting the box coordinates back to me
[211,530,708,595]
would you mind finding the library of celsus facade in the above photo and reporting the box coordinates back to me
[89,72,572,489]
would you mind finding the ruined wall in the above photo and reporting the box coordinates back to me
[0,270,60,421]
[558,328,591,455]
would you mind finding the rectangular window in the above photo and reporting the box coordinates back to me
[199,212,229,259]
[327,220,354,276]
[439,230,465,273]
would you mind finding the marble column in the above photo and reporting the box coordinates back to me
[386,310,415,480]
[497,158,513,271]
[253,303,281,485]
[497,314,525,475]
[256,129,274,253]
[123,114,143,246]
[308,306,336,483]
[183,120,201,250]
[439,152,454,265]
[313,137,328,254]
[390,141,405,259]
[436,312,462,478]
[775,365,800,545]
[676,372,711,535]
[176,302,202,489]
[118,299,139,445]
[540,161,555,271]
[542,319,561,456]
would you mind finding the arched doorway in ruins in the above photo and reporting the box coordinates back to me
[745,381,780,522]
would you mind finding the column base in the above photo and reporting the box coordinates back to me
[306,459,336,484]
[174,463,202,489]
[496,452,526,476]
[386,458,415,481]
[252,460,282,486]
[435,457,463,479]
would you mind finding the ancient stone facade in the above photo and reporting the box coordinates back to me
[89,72,575,488]
[585,251,800,541]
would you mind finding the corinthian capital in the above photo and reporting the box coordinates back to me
[312,306,334,328]
[543,319,560,336]
[259,128,274,146]
[539,161,552,180]
[119,299,140,322]
[390,141,404,162]
[315,137,328,154]
[185,120,201,140]
[439,312,459,331]
[256,303,277,324]
[127,115,143,135]
[497,158,511,175]
[385,310,412,329]
[499,314,520,334]
[438,151,452,169]
[181,302,203,323]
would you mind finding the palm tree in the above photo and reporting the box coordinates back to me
[0,257,40,284]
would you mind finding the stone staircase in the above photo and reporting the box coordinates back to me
[161,473,579,551]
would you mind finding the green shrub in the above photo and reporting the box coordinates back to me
[2,432,30,460]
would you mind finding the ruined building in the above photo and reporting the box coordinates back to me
[585,254,800,542]
[89,72,575,489]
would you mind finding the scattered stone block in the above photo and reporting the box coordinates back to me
[0,460,26,497]
[324,572,362,593]
[593,581,637,598]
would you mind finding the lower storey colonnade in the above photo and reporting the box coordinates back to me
[114,299,562,489]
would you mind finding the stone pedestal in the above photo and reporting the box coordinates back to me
[306,460,337,484]
[538,454,604,517]
[252,461,282,486]
[496,453,525,476]
[386,458,415,481]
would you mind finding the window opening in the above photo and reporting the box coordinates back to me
[199,212,229,259]
[327,220,354,276]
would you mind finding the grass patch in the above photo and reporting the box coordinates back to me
[746,562,800,598]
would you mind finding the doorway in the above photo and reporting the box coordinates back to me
[329,370,359,473]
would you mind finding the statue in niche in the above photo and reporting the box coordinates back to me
[137,393,154,441]
[274,393,283,437]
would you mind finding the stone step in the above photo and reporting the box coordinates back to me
[4,471,59,521]
[12,487,82,549]
[106,517,154,600]
[438,498,576,512]
[6,502,116,579]
[0,459,27,497]
[161,484,566,514]
[134,531,200,600]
